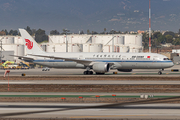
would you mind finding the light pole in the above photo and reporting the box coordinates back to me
[64,29,70,52]
[112,29,115,52]
[0,37,3,64]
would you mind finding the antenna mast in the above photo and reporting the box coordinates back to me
[149,0,151,53]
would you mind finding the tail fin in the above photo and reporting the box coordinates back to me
[19,28,45,55]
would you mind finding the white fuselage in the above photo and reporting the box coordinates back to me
[29,52,174,69]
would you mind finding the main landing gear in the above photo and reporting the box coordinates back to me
[83,71,93,75]
[96,72,105,75]
[83,67,93,75]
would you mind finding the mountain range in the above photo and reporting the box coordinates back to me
[0,0,180,33]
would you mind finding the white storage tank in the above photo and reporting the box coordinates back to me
[49,35,66,44]
[16,45,24,56]
[129,45,142,53]
[129,46,135,53]
[55,44,65,52]
[6,36,14,44]
[124,35,136,45]
[70,36,80,44]
[1,36,14,44]
[48,36,54,43]
[89,44,103,52]
[14,36,23,44]
[71,35,90,44]
[83,44,90,52]
[1,44,24,62]
[119,45,129,53]
[72,44,83,52]
[107,35,123,45]
[135,35,142,46]
[46,44,55,52]
[2,44,15,51]
[94,35,121,45]
[103,45,111,52]
[103,45,118,53]
[54,43,72,52]
[116,46,120,52]
[117,36,124,45]
[40,45,47,52]
[91,35,97,44]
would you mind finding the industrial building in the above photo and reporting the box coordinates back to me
[45,34,143,53]
[0,34,143,62]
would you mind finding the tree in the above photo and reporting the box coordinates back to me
[13,30,18,35]
[124,31,129,34]
[165,35,173,43]
[0,31,6,35]
[164,31,175,37]
[1,29,8,35]
[109,29,115,34]
[92,31,98,34]
[157,34,166,44]
[8,30,18,35]
[87,29,90,34]
[50,30,60,35]
[142,33,149,49]
[32,29,36,36]
[25,26,32,35]
[80,30,84,34]
[9,30,13,35]
[153,32,161,39]
[172,38,180,45]
[35,29,48,43]
[103,28,106,34]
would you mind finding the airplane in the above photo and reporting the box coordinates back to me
[15,28,174,75]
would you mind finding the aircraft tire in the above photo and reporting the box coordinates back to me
[96,72,105,75]
[90,71,93,75]
[84,71,93,75]
[158,71,162,75]
[83,71,87,75]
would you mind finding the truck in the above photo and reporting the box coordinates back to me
[1,61,18,69]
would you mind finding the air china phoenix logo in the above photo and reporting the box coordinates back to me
[25,39,33,49]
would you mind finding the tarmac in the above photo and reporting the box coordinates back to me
[0,103,180,119]
[0,64,180,76]
[0,65,180,119]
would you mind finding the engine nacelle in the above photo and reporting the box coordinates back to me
[117,69,132,72]
[92,63,110,73]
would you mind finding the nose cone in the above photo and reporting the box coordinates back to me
[169,61,174,68]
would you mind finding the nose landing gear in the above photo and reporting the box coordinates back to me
[158,71,162,75]
[158,69,164,75]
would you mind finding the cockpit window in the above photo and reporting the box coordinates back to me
[163,58,170,60]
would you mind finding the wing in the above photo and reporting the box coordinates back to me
[10,55,34,60]
[28,54,114,67]
[28,54,93,66]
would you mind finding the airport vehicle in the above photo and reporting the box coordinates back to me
[15,29,174,75]
[1,61,18,69]
[19,61,30,69]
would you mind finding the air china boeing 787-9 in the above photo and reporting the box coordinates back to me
[15,29,174,75]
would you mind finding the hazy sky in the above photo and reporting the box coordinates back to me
[0,0,180,34]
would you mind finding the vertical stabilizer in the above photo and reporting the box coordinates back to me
[19,28,45,55]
